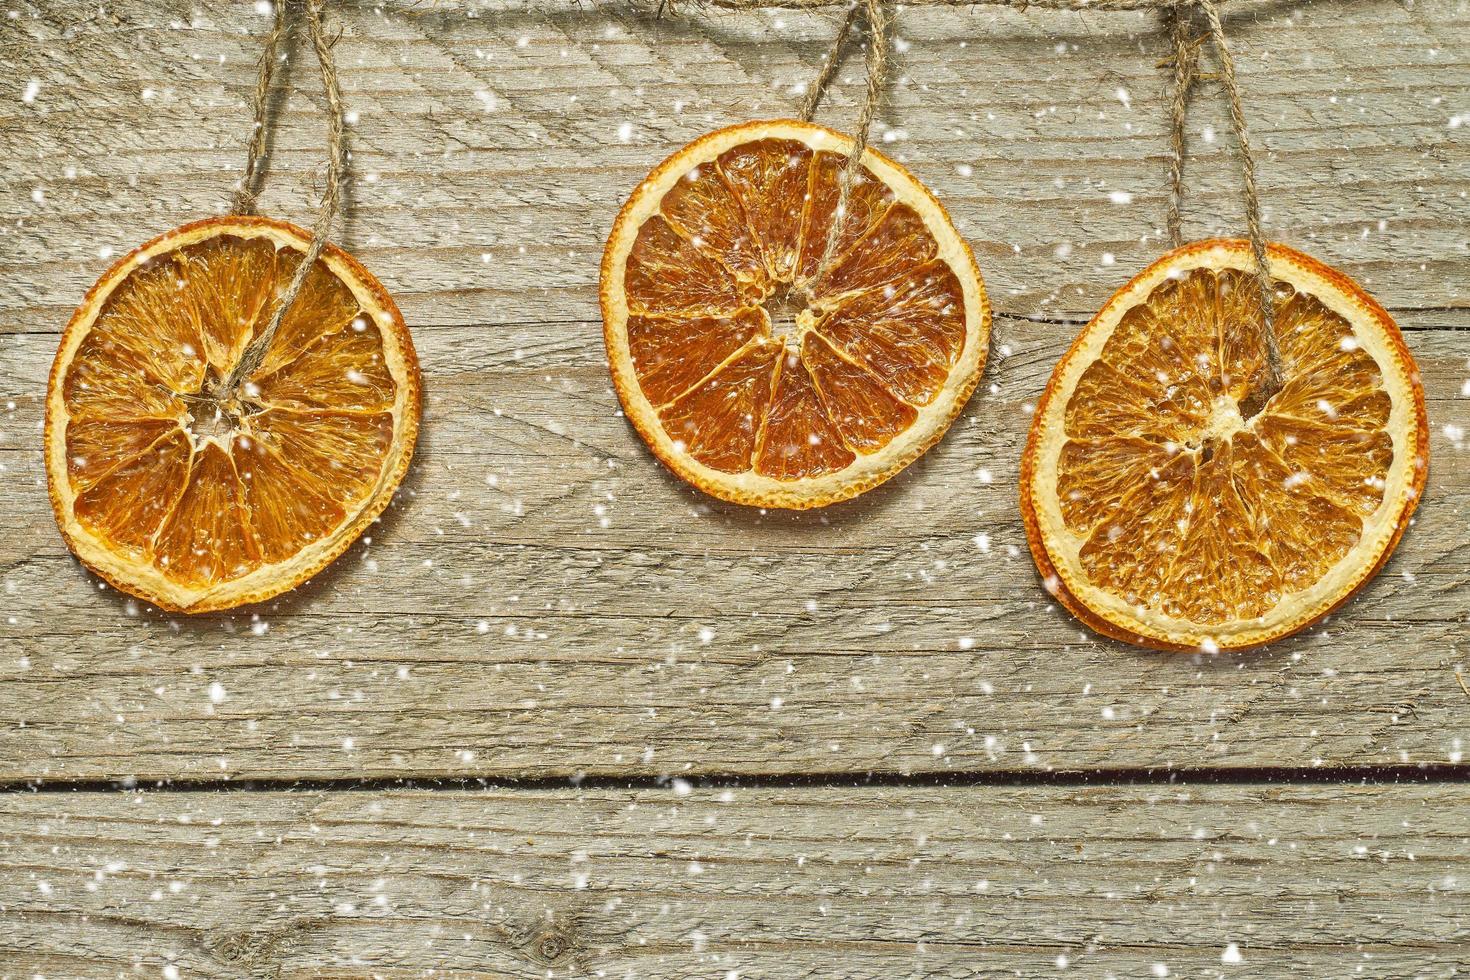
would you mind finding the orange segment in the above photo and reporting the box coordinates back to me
[251,318,396,412]
[1055,436,1176,534]
[1254,414,1394,518]
[234,432,346,565]
[716,139,812,282]
[46,216,419,612]
[153,441,261,588]
[657,340,781,473]
[1075,451,1197,607]
[62,346,186,423]
[1159,440,1278,624]
[1231,432,1365,595]
[249,409,396,511]
[815,260,967,406]
[82,255,206,396]
[1064,359,1207,443]
[602,120,990,508]
[754,352,855,481]
[625,215,752,316]
[238,410,394,563]
[804,332,917,454]
[814,204,938,299]
[1214,268,1271,399]
[1022,239,1429,651]
[626,309,766,407]
[65,417,182,490]
[73,430,192,562]
[180,235,278,374]
[256,250,365,378]
[796,152,896,282]
[659,163,766,285]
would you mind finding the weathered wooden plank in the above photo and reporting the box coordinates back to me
[2,313,1466,781]
[3,783,1468,978]
[3,0,1468,330]
[2,0,1468,781]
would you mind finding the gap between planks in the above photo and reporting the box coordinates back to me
[5,763,1470,796]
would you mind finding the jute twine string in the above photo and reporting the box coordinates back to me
[1162,3,1199,248]
[219,0,346,401]
[797,4,860,121]
[1198,0,1281,403]
[1162,0,1281,404]
[230,0,288,216]
[799,0,891,275]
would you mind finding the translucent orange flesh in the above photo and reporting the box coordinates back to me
[622,138,964,480]
[62,235,398,590]
[1056,268,1394,624]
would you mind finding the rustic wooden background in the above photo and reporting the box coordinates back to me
[2,0,1467,975]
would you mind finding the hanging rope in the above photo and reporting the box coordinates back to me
[799,0,891,274]
[219,0,346,401]
[1162,4,1199,249]
[1161,0,1281,410]
[231,1,289,216]
[1198,0,1281,404]
[798,4,860,121]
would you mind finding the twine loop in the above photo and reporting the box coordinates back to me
[799,0,891,273]
[219,0,346,402]
[1164,0,1282,408]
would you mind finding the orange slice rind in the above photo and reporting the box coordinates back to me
[1022,239,1428,651]
[601,119,990,509]
[45,216,420,613]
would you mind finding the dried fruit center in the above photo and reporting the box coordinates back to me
[1056,266,1395,626]
[621,137,966,481]
[764,285,814,347]
[61,234,400,588]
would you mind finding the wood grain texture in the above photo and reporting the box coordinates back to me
[1,0,1468,781]
[3,783,1469,978]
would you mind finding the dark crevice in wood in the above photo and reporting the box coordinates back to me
[4,764,1468,795]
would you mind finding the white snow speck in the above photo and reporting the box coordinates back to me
[208,682,227,704]
[22,80,40,103]
[1222,943,1243,964]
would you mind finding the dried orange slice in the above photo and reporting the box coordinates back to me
[1022,239,1428,651]
[601,120,990,509]
[45,216,420,613]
